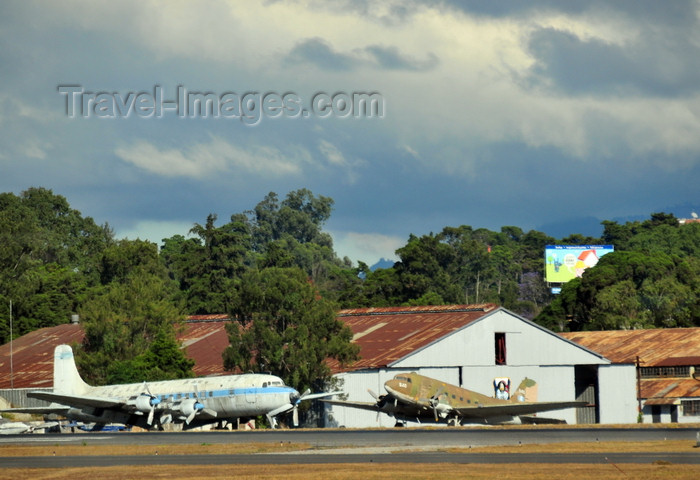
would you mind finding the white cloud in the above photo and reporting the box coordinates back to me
[318,139,347,166]
[115,137,310,178]
[400,144,420,159]
[330,230,404,265]
[117,219,196,245]
[317,139,365,183]
[20,143,48,160]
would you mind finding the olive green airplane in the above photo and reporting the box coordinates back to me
[323,372,587,426]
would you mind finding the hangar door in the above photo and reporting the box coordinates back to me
[575,365,599,424]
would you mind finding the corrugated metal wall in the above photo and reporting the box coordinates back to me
[597,364,639,424]
[0,388,51,408]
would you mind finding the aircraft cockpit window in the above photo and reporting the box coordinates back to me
[263,382,268,388]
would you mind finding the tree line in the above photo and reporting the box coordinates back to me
[1,187,698,390]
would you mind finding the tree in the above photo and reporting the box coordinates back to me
[0,188,112,342]
[75,266,191,385]
[223,267,359,395]
[171,213,252,314]
[105,329,195,384]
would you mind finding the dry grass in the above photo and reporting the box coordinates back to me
[449,440,696,453]
[0,441,313,457]
[0,463,699,480]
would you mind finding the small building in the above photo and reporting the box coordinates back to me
[325,304,636,428]
[561,329,700,424]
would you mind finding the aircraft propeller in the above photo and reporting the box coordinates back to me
[368,388,389,421]
[268,388,340,428]
[424,386,447,422]
[127,382,161,426]
[143,382,161,425]
[185,383,216,424]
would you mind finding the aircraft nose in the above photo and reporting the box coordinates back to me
[384,379,399,395]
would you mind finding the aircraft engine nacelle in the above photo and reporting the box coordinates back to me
[177,399,198,417]
[127,394,159,414]
[174,398,204,423]
[435,403,451,418]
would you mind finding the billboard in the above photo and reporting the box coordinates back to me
[545,245,614,283]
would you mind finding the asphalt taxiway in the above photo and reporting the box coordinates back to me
[2,427,699,467]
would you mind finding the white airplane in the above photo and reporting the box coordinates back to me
[3,344,337,430]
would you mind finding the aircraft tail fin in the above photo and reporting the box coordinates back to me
[53,345,90,395]
[512,378,538,403]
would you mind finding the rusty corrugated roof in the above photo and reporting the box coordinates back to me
[179,316,231,377]
[0,316,233,389]
[0,323,84,389]
[560,328,700,366]
[641,378,700,399]
[328,304,498,372]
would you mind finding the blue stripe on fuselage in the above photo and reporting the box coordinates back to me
[154,386,295,402]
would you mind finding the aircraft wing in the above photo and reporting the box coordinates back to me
[299,391,343,402]
[27,391,124,410]
[320,398,379,413]
[452,401,587,419]
[1,405,71,415]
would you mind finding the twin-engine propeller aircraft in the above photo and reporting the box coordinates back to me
[3,345,337,430]
[323,372,586,426]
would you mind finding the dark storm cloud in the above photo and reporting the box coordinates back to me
[287,37,439,72]
[286,37,360,71]
[425,0,697,25]
[524,27,700,97]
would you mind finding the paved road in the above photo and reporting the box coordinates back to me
[2,451,700,467]
[2,426,697,447]
[2,427,699,467]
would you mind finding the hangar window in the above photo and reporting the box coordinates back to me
[640,366,690,378]
[495,332,506,365]
[681,400,700,416]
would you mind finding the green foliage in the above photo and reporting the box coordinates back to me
[223,267,359,393]
[75,262,191,385]
[105,330,195,384]
[0,188,111,342]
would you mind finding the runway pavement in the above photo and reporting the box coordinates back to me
[2,451,700,467]
[2,427,700,467]
[2,425,698,447]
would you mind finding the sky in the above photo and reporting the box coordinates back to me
[2,1,699,265]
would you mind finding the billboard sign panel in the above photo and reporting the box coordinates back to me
[545,245,614,283]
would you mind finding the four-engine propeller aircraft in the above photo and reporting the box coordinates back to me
[323,372,586,426]
[3,345,337,430]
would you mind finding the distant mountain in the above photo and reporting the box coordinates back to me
[536,204,700,242]
[370,258,396,271]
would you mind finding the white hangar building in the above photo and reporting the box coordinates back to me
[324,304,638,428]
